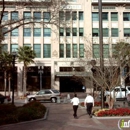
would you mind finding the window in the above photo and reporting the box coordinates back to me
[43,12,50,22]
[66,44,71,58]
[124,28,130,36]
[24,28,31,37]
[102,12,108,21]
[2,27,8,36]
[11,44,18,52]
[43,44,51,58]
[44,28,51,37]
[45,90,52,94]
[11,12,18,20]
[34,28,41,37]
[66,12,71,21]
[121,88,126,92]
[79,44,84,58]
[111,28,118,37]
[72,28,77,36]
[123,12,130,21]
[2,12,8,21]
[2,44,8,52]
[93,44,109,58]
[60,44,64,58]
[79,28,84,36]
[79,12,83,20]
[66,28,70,36]
[103,28,109,37]
[11,28,18,36]
[103,44,109,58]
[73,44,77,58]
[93,44,99,58]
[111,12,118,21]
[24,12,31,20]
[92,28,99,37]
[112,44,116,56]
[33,44,41,58]
[59,11,64,21]
[92,12,99,21]
[34,12,41,21]
[60,28,64,36]
[72,12,77,20]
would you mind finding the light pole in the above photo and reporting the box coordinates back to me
[38,66,43,90]
[98,0,104,108]
[11,51,17,104]
[90,60,97,97]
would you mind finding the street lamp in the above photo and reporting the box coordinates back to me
[98,0,104,108]
[90,60,97,97]
[38,66,44,90]
[11,51,17,104]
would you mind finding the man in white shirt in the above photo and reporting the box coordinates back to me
[71,94,79,119]
[84,93,94,118]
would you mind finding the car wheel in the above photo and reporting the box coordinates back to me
[51,98,56,103]
[29,98,36,102]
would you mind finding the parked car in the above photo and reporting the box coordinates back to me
[104,86,130,100]
[0,94,11,104]
[27,89,61,103]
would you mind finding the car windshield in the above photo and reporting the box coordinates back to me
[51,90,59,93]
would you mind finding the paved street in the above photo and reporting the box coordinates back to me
[0,95,130,130]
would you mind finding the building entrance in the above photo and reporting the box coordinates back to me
[60,77,83,92]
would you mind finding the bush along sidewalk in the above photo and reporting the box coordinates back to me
[94,108,130,117]
[80,101,130,117]
[0,101,46,126]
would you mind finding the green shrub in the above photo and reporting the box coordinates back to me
[0,101,46,126]
[17,101,46,122]
[0,104,17,117]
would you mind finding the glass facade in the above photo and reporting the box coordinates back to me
[34,44,41,58]
[24,28,31,37]
[43,44,51,58]
[34,28,41,37]
[24,12,31,20]
[11,12,18,20]
[34,12,41,21]
[66,44,71,58]
[43,12,51,22]
[11,28,19,36]
[60,44,64,58]
[73,44,77,58]
[44,28,51,37]
[79,44,84,58]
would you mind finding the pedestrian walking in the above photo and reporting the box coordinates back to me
[71,94,79,119]
[84,93,94,118]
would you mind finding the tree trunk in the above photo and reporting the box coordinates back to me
[4,71,7,96]
[23,66,27,96]
[8,73,11,97]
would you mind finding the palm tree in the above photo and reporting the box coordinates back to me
[0,51,13,96]
[17,46,36,96]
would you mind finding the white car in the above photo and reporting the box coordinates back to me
[105,86,130,99]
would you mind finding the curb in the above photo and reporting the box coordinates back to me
[93,116,130,119]
[0,108,49,128]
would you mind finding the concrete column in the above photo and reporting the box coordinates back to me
[17,65,23,96]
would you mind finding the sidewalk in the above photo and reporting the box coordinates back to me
[0,99,129,130]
